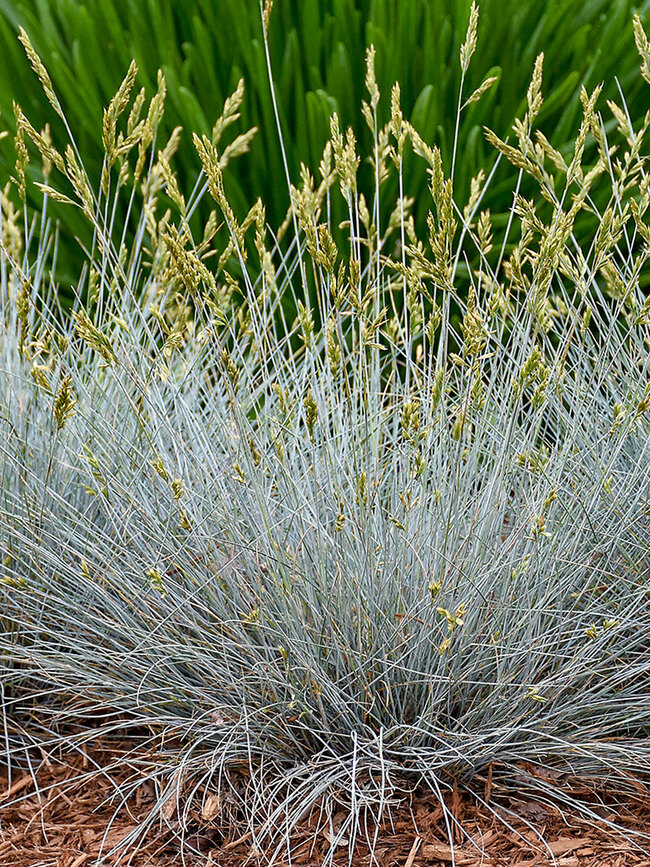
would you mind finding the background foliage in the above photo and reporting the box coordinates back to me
[1,0,650,291]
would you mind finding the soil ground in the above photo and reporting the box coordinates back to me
[1,740,649,866]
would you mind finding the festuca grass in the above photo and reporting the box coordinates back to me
[1,5,650,863]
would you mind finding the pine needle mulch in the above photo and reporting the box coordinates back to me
[1,739,649,867]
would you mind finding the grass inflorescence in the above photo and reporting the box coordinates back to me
[1,6,650,862]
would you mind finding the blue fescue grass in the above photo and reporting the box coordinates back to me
[1,7,650,862]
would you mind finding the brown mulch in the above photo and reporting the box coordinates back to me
[1,741,649,867]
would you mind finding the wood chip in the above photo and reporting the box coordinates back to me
[549,836,582,856]
[221,828,253,851]
[0,774,34,802]
[404,836,422,867]
[201,793,221,822]
[420,842,475,864]
[322,828,350,847]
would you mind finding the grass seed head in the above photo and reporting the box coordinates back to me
[459,2,479,74]
[52,374,76,431]
[634,14,650,85]
[18,27,63,118]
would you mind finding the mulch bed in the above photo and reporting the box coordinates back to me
[1,740,649,866]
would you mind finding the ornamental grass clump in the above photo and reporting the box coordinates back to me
[1,7,650,863]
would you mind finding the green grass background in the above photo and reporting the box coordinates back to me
[1,0,649,287]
